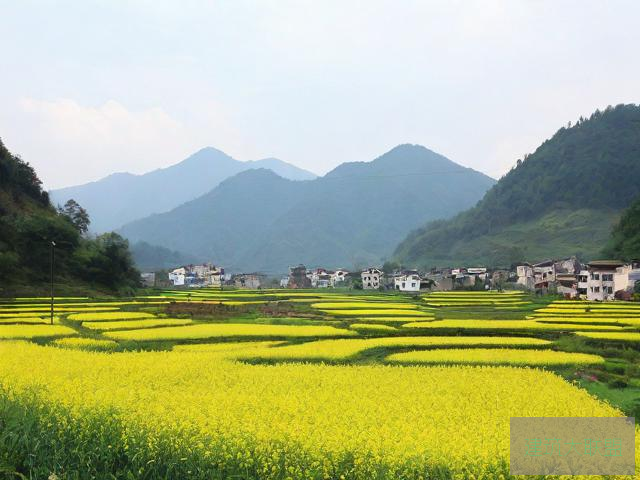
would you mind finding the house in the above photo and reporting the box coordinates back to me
[533,260,555,289]
[288,265,311,289]
[467,267,488,285]
[168,264,224,287]
[168,267,186,286]
[424,269,453,291]
[556,273,578,298]
[584,260,625,301]
[308,268,333,288]
[140,272,156,288]
[519,257,580,291]
[330,269,349,287]
[361,268,382,289]
[393,270,421,292]
[233,273,263,289]
[207,268,224,287]
[577,269,589,297]
[614,262,640,294]
[516,264,534,289]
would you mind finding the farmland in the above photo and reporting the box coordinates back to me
[0,288,638,478]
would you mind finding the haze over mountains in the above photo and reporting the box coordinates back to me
[49,148,317,232]
[394,104,640,269]
[119,144,496,273]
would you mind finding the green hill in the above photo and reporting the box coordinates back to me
[603,194,640,261]
[394,104,640,268]
[0,138,139,295]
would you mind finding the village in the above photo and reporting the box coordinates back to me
[148,257,640,302]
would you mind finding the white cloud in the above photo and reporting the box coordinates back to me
[16,99,192,186]
[4,98,248,189]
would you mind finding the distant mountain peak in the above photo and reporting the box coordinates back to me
[49,147,317,232]
[119,144,495,273]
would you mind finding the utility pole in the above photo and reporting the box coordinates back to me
[50,241,56,325]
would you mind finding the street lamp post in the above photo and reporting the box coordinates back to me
[50,241,56,325]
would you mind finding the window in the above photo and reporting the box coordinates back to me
[590,273,600,281]
[593,286,600,293]
[602,274,613,282]
[411,282,416,287]
[605,286,613,294]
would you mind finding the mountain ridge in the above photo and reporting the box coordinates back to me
[119,144,496,273]
[49,147,317,232]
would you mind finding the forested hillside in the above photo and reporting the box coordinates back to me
[119,144,496,273]
[603,195,640,261]
[131,242,198,271]
[0,139,139,295]
[394,104,640,268]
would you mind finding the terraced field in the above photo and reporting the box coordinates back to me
[0,288,638,479]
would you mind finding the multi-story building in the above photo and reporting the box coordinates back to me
[614,262,640,294]
[361,268,382,289]
[516,264,534,289]
[330,269,349,287]
[584,260,624,301]
[168,264,224,287]
[393,271,421,292]
[233,273,263,289]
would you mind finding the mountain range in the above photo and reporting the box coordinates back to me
[49,148,317,232]
[118,144,496,273]
[394,104,640,268]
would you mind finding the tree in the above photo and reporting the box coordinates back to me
[58,199,91,235]
[382,261,400,274]
[75,233,140,293]
[16,212,80,281]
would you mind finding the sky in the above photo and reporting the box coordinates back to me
[1,1,639,190]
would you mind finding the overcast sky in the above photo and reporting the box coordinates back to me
[1,1,639,189]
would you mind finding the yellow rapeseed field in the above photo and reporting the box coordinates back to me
[350,316,437,323]
[0,324,76,339]
[349,323,398,333]
[173,341,284,354]
[0,341,634,479]
[51,337,119,351]
[386,348,605,366]
[0,316,47,324]
[574,332,640,342]
[535,316,640,326]
[401,320,626,331]
[319,309,433,316]
[234,336,552,361]
[81,318,194,331]
[105,323,357,341]
[68,311,156,321]
[310,302,419,309]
